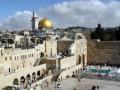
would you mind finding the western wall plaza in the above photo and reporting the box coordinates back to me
[1,0,120,90]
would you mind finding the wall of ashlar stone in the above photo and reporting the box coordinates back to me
[87,40,120,65]
[57,41,73,53]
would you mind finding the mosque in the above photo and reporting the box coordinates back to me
[0,12,87,90]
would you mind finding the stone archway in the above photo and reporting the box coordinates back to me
[26,74,31,80]
[20,76,25,84]
[37,70,40,76]
[26,74,31,81]
[26,74,31,84]
[32,72,36,82]
[13,78,19,85]
[37,70,41,80]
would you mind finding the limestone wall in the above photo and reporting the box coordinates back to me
[0,44,45,74]
[57,41,73,53]
[0,64,46,89]
[58,64,82,80]
[59,56,76,70]
[46,40,57,57]
[87,41,120,65]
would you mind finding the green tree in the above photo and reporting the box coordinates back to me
[91,24,105,41]
[115,26,120,40]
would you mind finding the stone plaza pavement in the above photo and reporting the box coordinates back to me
[42,78,120,90]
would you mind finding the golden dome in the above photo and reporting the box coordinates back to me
[38,18,53,29]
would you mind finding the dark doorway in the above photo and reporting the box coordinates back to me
[82,55,85,67]
[79,56,81,64]
[20,76,25,84]
[32,72,36,82]
[13,78,19,85]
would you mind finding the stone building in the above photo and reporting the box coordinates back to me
[0,15,87,89]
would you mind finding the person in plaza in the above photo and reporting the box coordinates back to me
[92,85,96,90]
[96,86,99,90]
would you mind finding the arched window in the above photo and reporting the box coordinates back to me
[37,70,40,76]
[26,74,31,81]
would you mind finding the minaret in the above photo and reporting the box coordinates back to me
[31,11,37,31]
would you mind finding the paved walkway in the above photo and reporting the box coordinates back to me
[42,78,120,90]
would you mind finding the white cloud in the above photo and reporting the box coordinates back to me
[0,22,2,26]
[37,0,120,28]
[0,11,33,30]
[1,0,120,30]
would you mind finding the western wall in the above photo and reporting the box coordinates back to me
[87,40,120,66]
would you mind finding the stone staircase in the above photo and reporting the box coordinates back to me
[33,58,41,66]
[75,73,81,82]
[52,69,62,81]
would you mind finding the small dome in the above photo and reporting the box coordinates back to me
[38,18,53,29]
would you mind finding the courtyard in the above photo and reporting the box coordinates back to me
[42,78,120,90]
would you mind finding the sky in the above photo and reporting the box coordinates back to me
[0,0,120,30]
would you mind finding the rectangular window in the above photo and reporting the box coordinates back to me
[9,56,12,60]
[5,57,7,61]
[15,57,16,60]
[17,66,19,69]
